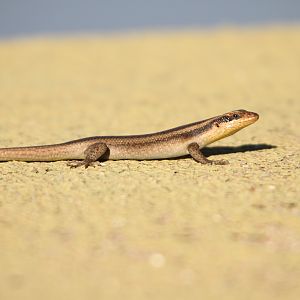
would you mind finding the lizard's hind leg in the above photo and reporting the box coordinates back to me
[68,142,108,168]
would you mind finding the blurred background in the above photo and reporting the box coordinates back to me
[1,0,300,39]
[1,2,300,300]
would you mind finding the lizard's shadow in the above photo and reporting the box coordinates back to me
[166,143,276,160]
[202,143,276,157]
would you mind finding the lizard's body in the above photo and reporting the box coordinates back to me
[0,109,259,167]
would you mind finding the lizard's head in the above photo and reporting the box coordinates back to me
[202,109,259,145]
[214,109,259,137]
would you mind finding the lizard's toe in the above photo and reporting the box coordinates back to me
[212,159,229,165]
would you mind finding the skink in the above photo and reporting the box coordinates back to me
[0,109,259,167]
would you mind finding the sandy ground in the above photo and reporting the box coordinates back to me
[0,26,299,300]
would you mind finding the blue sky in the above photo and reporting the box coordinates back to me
[1,0,300,38]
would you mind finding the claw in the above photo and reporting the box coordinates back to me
[67,160,101,168]
[212,159,229,165]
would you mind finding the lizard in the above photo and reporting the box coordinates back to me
[0,109,259,168]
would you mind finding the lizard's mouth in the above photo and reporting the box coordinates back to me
[240,111,259,127]
[245,111,259,122]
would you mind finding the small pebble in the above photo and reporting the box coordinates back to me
[149,253,165,268]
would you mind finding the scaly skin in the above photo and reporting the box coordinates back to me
[0,109,259,167]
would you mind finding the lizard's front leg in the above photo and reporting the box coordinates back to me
[187,142,229,165]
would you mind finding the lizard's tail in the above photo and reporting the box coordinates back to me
[0,144,75,162]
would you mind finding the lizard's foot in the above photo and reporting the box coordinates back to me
[187,143,229,165]
[67,160,101,168]
[209,159,229,165]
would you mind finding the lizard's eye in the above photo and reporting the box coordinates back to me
[233,114,239,119]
